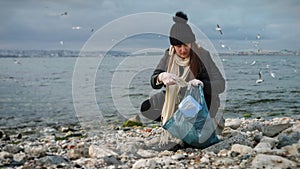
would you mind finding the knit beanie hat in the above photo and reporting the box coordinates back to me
[169,11,196,45]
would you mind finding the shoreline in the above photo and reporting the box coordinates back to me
[1,116,299,168]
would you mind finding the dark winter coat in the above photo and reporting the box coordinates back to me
[150,46,225,118]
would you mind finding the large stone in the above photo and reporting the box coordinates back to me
[254,136,279,153]
[261,123,292,137]
[242,121,263,132]
[225,118,241,129]
[231,144,253,155]
[204,134,252,153]
[251,154,297,169]
[277,132,300,148]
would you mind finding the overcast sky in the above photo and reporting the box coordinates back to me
[0,0,299,52]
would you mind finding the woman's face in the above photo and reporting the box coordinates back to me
[174,43,191,59]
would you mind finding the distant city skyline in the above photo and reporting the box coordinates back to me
[0,0,300,53]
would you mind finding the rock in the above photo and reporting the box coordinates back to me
[253,133,263,143]
[253,136,279,154]
[157,157,181,167]
[67,144,89,160]
[203,134,252,153]
[158,150,174,157]
[251,154,297,169]
[281,144,300,157]
[272,117,293,125]
[214,157,235,167]
[16,133,22,139]
[13,152,26,164]
[65,131,85,138]
[200,156,210,163]
[221,127,239,137]
[102,156,121,166]
[144,136,181,151]
[231,144,253,155]
[24,144,47,157]
[242,121,263,132]
[218,149,229,157]
[0,151,13,160]
[136,149,157,158]
[117,142,140,154]
[260,136,278,148]
[262,123,292,137]
[73,158,104,168]
[132,159,157,169]
[171,154,186,160]
[35,155,69,166]
[3,144,22,154]
[277,132,300,148]
[225,118,241,129]
[0,130,4,139]
[89,145,118,158]
[254,142,273,154]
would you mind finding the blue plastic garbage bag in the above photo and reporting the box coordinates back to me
[162,86,219,148]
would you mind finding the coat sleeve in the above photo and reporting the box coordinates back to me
[197,49,225,96]
[150,50,169,89]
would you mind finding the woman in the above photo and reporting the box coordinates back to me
[141,11,225,133]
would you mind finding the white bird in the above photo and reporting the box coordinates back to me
[216,24,223,35]
[14,59,21,64]
[270,72,276,78]
[72,26,81,30]
[250,60,256,65]
[60,41,64,45]
[256,34,261,39]
[256,71,264,83]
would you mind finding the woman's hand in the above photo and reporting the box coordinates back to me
[158,72,177,86]
[188,79,204,88]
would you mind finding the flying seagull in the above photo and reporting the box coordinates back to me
[256,34,261,40]
[256,71,264,83]
[250,60,256,65]
[216,24,223,35]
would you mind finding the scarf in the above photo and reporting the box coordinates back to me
[161,47,190,125]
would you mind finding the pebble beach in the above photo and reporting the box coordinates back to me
[1,116,299,169]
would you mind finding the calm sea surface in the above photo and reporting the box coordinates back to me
[0,55,299,129]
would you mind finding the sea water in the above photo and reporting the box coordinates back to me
[0,54,299,129]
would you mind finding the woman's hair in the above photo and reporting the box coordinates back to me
[189,42,204,78]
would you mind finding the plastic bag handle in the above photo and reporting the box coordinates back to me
[198,86,204,105]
